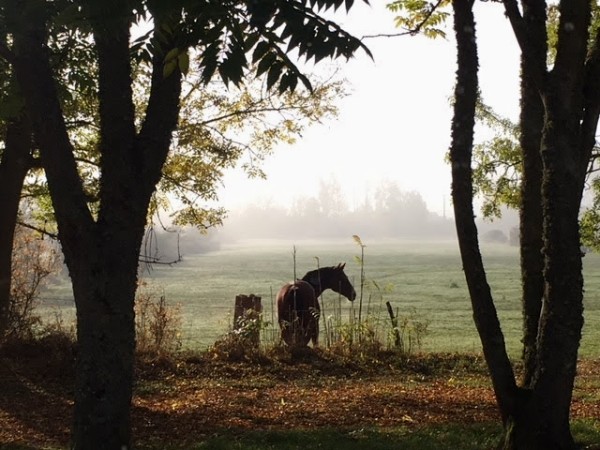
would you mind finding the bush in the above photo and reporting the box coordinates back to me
[135,281,182,356]
[209,314,266,361]
[395,307,430,355]
[481,229,508,244]
[4,226,61,341]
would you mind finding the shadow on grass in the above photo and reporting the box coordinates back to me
[0,446,58,450]
[137,421,600,450]
[143,424,505,450]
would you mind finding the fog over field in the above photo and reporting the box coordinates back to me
[151,180,520,261]
[38,197,560,358]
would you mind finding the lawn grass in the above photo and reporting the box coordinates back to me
[3,421,599,450]
[137,420,600,450]
[39,238,600,358]
[181,425,503,450]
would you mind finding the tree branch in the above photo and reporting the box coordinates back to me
[16,221,58,240]
[361,31,414,39]
[136,11,182,197]
[363,0,447,40]
[502,0,547,93]
[450,0,518,423]
[581,26,600,180]
[8,1,95,251]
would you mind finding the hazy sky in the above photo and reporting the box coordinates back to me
[217,2,521,217]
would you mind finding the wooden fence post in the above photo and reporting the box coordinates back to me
[234,294,262,347]
[386,301,402,349]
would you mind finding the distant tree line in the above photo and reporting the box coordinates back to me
[218,179,456,242]
[149,181,525,259]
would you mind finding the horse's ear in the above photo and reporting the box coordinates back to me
[338,262,345,270]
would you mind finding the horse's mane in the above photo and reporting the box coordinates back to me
[301,264,345,290]
[302,265,333,282]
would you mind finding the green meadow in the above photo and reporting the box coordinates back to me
[40,238,600,358]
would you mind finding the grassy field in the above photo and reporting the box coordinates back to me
[39,237,600,358]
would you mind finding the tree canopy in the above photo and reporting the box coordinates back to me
[0,1,372,448]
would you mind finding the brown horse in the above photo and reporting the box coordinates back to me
[276,263,356,347]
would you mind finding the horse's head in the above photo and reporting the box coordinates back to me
[327,262,356,301]
[302,262,356,301]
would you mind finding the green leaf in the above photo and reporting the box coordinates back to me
[164,47,180,63]
[266,62,283,90]
[163,58,178,78]
[256,51,277,78]
[178,51,190,75]
[252,41,270,64]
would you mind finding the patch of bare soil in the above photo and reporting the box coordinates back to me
[0,346,599,449]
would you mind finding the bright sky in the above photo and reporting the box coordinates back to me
[217,1,521,217]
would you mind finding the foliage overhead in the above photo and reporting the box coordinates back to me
[388,0,600,250]
[3,1,353,237]
[126,0,372,93]
[160,72,345,229]
[1,0,375,446]
[387,0,451,38]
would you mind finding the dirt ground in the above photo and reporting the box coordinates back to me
[0,345,599,449]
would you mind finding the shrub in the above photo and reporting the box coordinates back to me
[209,313,268,361]
[135,281,182,356]
[395,307,430,355]
[481,229,508,244]
[4,226,61,341]
[312,236,431,358]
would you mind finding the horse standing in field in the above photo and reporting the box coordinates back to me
[276,263,356,347]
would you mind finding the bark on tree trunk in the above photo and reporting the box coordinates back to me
[518,0,546,387]
[0,116,33,337]
[70,230,142,449]
[452,3,585,448]
[450,0,518,425]
[8,2,182,447]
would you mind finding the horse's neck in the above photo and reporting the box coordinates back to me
[301,270,327,297]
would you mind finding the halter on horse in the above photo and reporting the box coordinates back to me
[276,263,356,347]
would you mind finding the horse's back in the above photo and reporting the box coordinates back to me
[276,280,320,346]
[277,280,317,310]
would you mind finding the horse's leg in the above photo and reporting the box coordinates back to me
[279,304,296,346]
[311,317,319,346]
[296,310,306,347]
[284,309,301,346]
[280,320,291,346]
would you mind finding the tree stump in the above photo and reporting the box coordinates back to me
[233,294,262,347]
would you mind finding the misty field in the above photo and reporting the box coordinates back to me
[40,238,600,358]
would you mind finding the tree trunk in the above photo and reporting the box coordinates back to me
[518,0,546,387]
[452,2,586,448]
[496,2,592,448]
[498,111,585,450]
[0,115,33,337]
[8,2,182,447]
[70,229,142,449]
[450,0,518,425]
